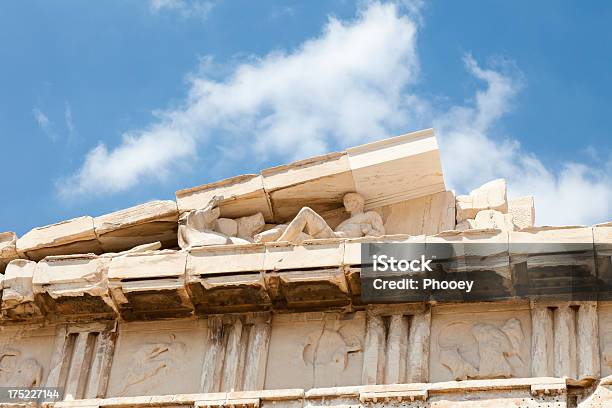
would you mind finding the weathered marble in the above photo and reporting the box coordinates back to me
[0,231,18,273]
[456,179,508,223]
[94,200,179,252]
[1,129,611,408]
[17,216,101,261]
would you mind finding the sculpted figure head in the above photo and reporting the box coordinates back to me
[343,193,365,215]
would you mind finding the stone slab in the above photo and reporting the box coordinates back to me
[17,216,100,261]
[374,190,455,235]
[263,240,344,271]
[33,254,116,317]
[188,273,270,314]
[1,259,42,319]
[187,244,265,276]
[262,153,356,223]
[94,200,179,252]
[176,174,274,222]
[347,129,446,210]
[108,250,187,280]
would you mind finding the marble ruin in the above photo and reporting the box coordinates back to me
[0,128,611,407]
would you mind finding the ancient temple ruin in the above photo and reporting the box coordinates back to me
[0,128,611,407]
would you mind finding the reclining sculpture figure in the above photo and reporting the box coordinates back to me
[255,192,385,244]
[178,196,265,249]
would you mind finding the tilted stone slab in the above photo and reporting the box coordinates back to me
[17,216,101,261]
[94,200,179,252]
[1,259,42,320]
[347,129,446,210]
[262,152,356,223]
[108,250,192,320]
[0,231,18,273]
[33,254,117,318]
[176,174,274,222]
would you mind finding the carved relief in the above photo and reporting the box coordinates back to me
[255,193,384,244]
[106,320,206,397]
[302,326,362,382]
[178,196,265,249]
[265,312,365,390]
[118,335,186,396]
[0,349,42,387]
[437,318,524,380]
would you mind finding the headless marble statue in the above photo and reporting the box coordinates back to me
[255,192,385,244]
[178,196,265,249]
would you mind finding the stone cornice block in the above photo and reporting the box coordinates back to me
[107,250,191,320]
[1,259,42,319]
[194,273,270,313]
[94,200,179,252]
[347,128,445,210]
[263,240,345,271]
[510,226,596,298]
[510,226,594,255]
[267,268,349,308]
[17,216,101,261]
[187,243,265,276]
[176,174,274,222]
[108,250,187,280]
[428,229,509,257]
[33,254,117,318]
[262,152,355,222]
[94,200,178,235]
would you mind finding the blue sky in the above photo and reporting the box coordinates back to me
[1,0,610,236]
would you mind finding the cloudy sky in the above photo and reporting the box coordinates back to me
[1,0,610,235]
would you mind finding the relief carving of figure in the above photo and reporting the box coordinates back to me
[302,324,362,388]
[255,193,385,244]
[119,336,186,396]
[438,318,524,380]
[0,349,42,387]
[178,196,265,249]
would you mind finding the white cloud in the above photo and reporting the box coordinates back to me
[60,1,611,225]
[59,2,422,196]
[436,56,611,226]
[33,107,56,141]
[149,0,215,19]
